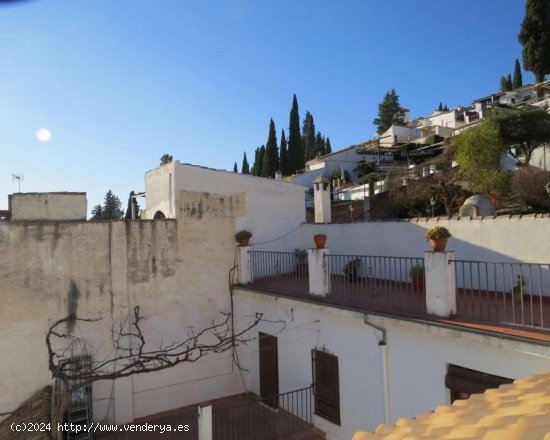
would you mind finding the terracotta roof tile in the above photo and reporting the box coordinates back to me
[353,370,550,440]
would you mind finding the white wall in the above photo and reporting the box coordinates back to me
[144,162,176,219]
[157,162,306,251]
[300,217,550,264]
[9,193,87,221]
[379,126,418,147]
[234,289,550,440]
[530,145,550,171]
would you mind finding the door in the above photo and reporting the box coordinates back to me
[259,332,279,407]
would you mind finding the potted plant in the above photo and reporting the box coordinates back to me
[424,226,452,252]
[294,249,308,276]
[512,275,526,301]
[235,230,252,246]
[409,265,425,291]
[313,234,327,249]
[343,258,361,282]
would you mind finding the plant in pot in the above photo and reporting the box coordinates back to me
[512,275,527,301]
[409,265,425,291]
[343,258,361,282]
[235,230,252,246]
[313,234,327,249]
[424,226,452,252]
[294,249,308,276]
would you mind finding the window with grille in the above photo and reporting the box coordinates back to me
[312,349,340,425]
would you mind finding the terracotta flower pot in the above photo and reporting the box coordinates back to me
[313,234,327,249]
[238,237,250,246]
[430,238,448,252]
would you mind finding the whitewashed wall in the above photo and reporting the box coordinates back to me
[234,289,550,440]
[9,193,87,221]
[146,162,306,252]
[300,217,550,264]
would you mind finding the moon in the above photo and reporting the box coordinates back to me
[35,128,52,142]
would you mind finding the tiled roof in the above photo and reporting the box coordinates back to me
[353,370,550,440]
[0,386,51,440]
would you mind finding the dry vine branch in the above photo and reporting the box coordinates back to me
[46,306,269,389]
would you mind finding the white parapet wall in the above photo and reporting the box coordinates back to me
[9,192,87,221]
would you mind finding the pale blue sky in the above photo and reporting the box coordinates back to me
[0,0,532,211]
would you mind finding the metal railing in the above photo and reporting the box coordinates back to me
[249,251,309,295]
[213,386,313,440]
[326,254,426,313]
[452,260,550,329]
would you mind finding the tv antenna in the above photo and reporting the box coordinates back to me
[12,173,24,192]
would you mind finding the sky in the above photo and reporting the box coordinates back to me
[0,0,533,212]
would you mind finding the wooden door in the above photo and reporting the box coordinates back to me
[259,332,279,407]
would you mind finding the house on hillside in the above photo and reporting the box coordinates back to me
[292,145,390,189]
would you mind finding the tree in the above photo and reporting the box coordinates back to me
[325,137,332,154]
[314,132,325,159]
[233,162,238,173]
[454,120,512,198]
[302,111,316,161]
[241,152,250,174]
[373,89,404,135]
[500,74,513,92]
[124,191,140,219]
[489,108,550,166]
[354,161,377,179]
[513,58,523,89]
[257,145,266,177]
[90,205,103,220]
[46,306,273,439]
[264,119,279,178]
[102,190,124,220]
[512,166,550,210]
[519,0,550,83]
[288,94,303,174]
[438,102,443,111]
[160,154,173,165]
[251,147,260,176]
[279,129,289,175]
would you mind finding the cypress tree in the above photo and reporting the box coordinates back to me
[325,138,332,154]
[279,129,289,175]
[314,132,325,159]
[302,111,316,161]
[241,152,250,174]
[500,75,513,92]
[233,162,238,173]
[443,104,449,111]
[519,0,550,83]
[513,58,523,89]
[125,191,140,219]
[288,94,303,174]
[438,102,443,111]
[251,147,260,176]
[257,145,266,177]
[264,119,279,178]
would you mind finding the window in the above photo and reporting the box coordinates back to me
[445,364,513,403]
[312,349,340,425]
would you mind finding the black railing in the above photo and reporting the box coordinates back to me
[212,386,313,440]
[452,260,550,329]
[249,251,309,295]
[326,254,426,313]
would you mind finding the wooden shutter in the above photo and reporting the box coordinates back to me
[312,349,340,425]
